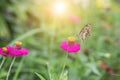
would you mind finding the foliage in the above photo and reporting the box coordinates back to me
[0,0,120,80]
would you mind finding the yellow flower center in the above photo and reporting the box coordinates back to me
[67,37,76,44]
[2,47,8,53]
[15,41,22,46]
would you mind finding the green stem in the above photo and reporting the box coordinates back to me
[47,63,52,80]
[6,57,16,80]
[0,56,6,70]
[111,74,120,77]
[4,27,44,79]
[13,57,24,80]
[59,52,68,79]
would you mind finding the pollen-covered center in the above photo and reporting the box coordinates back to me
[67,36,76,45]
[15,41,22,49]
[15,41,22,46]
[2,47,8,53]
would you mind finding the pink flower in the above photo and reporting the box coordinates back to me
[11,48,28,56]
[0,41,29,57]
[60,37,80,53]
[0,46,14,57]
[11,41,29,56]
[69,15,80,22]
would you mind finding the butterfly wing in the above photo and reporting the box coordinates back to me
[78,27,86,41]
[78,24,91,41]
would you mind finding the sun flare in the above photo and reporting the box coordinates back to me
[51,1,68,15]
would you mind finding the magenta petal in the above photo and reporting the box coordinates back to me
[67,43,80,53]
[0,48,4,55]
[0,48,2,53]
[60,41,68,51]
[60,41,80,53]
[11,48,28,56]
[73,43,80,52]
[0,46,14,57]
[5,54,13,57]
[11,49,20,56]
[20,48,28,55]
[0,45,29,57]
[6,46,13,51]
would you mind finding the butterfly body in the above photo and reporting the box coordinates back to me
[78,24,91,41]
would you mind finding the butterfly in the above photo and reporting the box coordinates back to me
[78,24,91,41]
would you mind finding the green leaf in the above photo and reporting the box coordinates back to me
[59,70,68,80]
[87,63,101,76]
[0,16,10,39]
[35,72,46,80]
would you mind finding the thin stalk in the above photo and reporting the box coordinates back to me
[47,63,52,80]
[6,57,16,80]
[4,27,44,80]
[111,74,120,77]
[59,52,68,80]
[13,57,24,80]
[0,56,6,70]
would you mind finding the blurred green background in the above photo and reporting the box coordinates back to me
[0,0,120,80]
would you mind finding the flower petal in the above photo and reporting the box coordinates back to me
[67,42,80,53]
[60,41,68,51]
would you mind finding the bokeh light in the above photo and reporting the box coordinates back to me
[51,1,68,16]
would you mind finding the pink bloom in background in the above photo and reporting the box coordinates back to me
[0,41,29,57]
[60,37,80,53]
[69,15,80,22]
